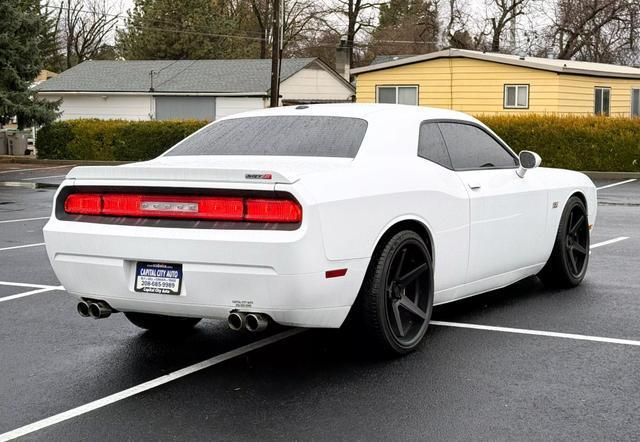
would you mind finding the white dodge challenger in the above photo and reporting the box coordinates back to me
[44,104,596,354]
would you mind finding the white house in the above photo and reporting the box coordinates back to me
[36,58,355,121]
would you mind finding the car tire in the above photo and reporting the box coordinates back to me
[353,230,434,355]
[124,312,201,333]
[538,196,590,288]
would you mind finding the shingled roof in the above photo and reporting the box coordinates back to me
[37,58,321,94]
[353,49,640,79]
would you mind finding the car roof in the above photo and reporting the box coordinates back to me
[225,103,477,125]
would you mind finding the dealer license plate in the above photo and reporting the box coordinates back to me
[135,262,182,295]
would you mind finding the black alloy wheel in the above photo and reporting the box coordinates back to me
[354,230,434,355]
[539,196,590,288]
[565,204,589,278]
[384,239,432,347]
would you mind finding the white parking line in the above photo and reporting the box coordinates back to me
[596,179,637,190]
[0,281,58,289]
[21,175,66,181]
[0,286,62,303]
[431,321,640,346]
[0,328,305,442]
[0,216,49,224]
[590,237,629,249]
[0,242,45,252]
[0,165,74,175]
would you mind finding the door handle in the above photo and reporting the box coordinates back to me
[468,182,481,190]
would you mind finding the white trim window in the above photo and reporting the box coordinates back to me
[632,88,640,117]
[594,87,611,116]
[503,84,529,109]
[376,85,418,105]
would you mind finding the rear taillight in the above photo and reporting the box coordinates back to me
[64,193,302,223]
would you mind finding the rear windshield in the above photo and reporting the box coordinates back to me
[165,116,368,158]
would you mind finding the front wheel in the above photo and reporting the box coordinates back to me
[353,230,434,355]
[539,196,590,288]
[125,312,201,333]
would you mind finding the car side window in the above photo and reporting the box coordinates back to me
[417,122,452,169]
[438,122,517,170]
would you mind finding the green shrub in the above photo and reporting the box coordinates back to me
[479,114,640,172]
[36,119,207,161]
[37,115,640,171]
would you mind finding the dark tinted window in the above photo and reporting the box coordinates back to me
[166,116,368,158]
[438,122,517,170]
[418,122,452,169]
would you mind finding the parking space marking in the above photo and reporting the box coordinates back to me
[0,286,62,303]
[0,242,45,252]
[0,328,304,442]
[0,217,49,224]
[430,321,640,347]
[0,281,58,289]
[596,179,637,191]
[21,175,66,181]
[590,237,629,249]
[0,165,74,175]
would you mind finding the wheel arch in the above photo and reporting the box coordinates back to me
[371,217,435,269]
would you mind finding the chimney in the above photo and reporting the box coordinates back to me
[335,38,350,81]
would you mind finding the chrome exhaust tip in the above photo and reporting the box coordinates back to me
[88,301,112,319]
[245,313,269,332]
[77,301,90,317]
[228,312,246,331]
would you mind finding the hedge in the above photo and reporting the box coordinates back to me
[36,115,640,171]
[479,114,640,172]
[36,119,207,161]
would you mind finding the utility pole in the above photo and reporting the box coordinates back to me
[269,0,281,108]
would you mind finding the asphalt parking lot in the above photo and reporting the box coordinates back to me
[0,164,639,441]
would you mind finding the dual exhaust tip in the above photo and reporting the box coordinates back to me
[228,312,269,332]
[77,300,112,319]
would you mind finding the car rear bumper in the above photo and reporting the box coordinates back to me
[43,217,368,328]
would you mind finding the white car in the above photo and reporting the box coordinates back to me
[44,104,596,354]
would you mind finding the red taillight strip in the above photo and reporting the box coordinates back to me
[64,193,302,223]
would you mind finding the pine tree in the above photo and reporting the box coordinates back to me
[0,0,59,128]
[116,0,243,60]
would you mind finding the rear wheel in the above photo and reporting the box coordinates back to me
[353,230,434,355]
[539,196,590,288]
[125,312,201,333]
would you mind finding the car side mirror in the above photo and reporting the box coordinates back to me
[516,150,542,178]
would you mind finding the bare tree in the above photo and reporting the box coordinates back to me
[320,0,383,67]
[56,0,121,68]
[484,0,532,52]
[545,0,639,63]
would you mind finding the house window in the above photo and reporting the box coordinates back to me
[376,86,418,105]
[504,84,529,109]
[594,87,611,116]
[632,89,640,117]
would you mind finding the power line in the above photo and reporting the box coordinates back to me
[42,3,440,48]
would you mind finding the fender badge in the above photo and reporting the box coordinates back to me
[245,173,272,180]
[552,201,559,208]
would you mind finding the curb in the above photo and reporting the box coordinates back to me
[0,156,130,166]
[1,156,639,179]
[582,171,640,180]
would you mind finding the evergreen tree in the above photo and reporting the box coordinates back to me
[369,0,440,57]
[0,0,59,128]
[116,0,243,60]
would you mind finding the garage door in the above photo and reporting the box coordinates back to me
[155,97,216,121]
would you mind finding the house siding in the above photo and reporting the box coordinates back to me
[558,75,640,116]
[280,64,354,101]
[45,94,153,120]
[215,97,265,119]
[356,57,640,116]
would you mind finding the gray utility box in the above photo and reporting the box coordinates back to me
[5,131,29,155]
[0,131,7,155]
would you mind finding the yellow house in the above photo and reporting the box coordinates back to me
[351,49,640,117]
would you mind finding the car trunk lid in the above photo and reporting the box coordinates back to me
[66,156,352,186]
